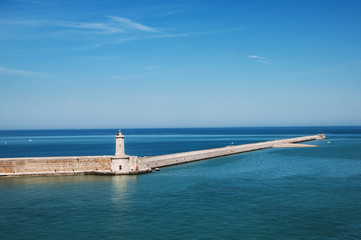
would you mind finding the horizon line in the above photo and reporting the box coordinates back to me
[0,125,360,131]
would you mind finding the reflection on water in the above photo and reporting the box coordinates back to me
[0,175,111,187]
[111,175,137,204]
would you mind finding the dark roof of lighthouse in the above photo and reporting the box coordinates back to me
[116,130,124,137]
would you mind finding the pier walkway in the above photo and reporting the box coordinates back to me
[139,134,326,169]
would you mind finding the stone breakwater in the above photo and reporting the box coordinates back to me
[0,134,325,177]
[0,156,112,177]
[0,154,142,177]
[138,134,326,169]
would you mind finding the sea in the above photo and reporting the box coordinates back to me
[0,127,360,240]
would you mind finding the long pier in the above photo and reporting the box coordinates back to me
[138,134,326,169]
[0,134,326,177]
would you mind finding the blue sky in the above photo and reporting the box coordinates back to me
[0,0,360,129]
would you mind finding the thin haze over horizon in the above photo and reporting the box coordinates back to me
[0,0,360,129]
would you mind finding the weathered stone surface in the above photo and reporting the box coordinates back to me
[0,156,112,176]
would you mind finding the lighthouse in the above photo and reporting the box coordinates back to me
[115,130,125,156]
[112,130,141,174]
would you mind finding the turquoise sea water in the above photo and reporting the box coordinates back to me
[0,127,361,239]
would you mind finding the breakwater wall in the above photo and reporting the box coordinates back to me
[139,134,326,169]
[0,155,144,177]
[0,133,325,177]
[0,156,112,177]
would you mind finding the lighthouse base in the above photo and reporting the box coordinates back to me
[111,155,149,174]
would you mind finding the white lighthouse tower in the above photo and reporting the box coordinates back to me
[115,130,125,156]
